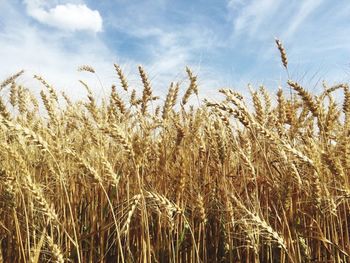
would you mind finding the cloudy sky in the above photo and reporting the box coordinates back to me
[1,0,350,99]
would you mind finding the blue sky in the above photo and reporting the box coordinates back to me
[1,0,350,99]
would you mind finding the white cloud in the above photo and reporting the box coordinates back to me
[25,1,103,33]
[0,3,113,100]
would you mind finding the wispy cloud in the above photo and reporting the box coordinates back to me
[24,0,103,33]
[283,0,323,39]
[224,0,350,87]
[228,0,282,37]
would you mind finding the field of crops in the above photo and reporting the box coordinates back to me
[0,42,349,262]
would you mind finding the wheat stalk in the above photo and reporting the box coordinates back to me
[0,70,24,89]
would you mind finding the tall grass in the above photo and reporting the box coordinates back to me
[0,41,349,262]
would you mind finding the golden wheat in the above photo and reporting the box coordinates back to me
[0,41,349,263]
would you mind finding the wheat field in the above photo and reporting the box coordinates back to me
[0,41,349,263]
